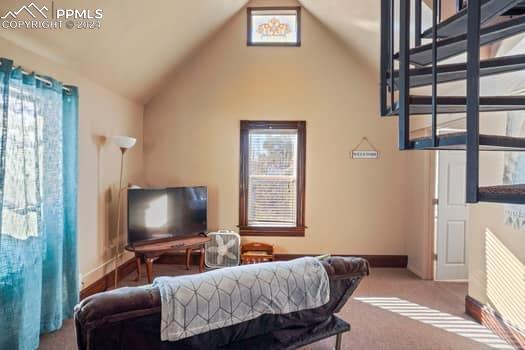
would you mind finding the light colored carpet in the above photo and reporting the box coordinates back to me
[39,266,514,350]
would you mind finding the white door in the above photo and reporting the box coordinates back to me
[436,151,469,281]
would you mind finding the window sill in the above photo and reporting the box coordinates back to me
[238,226,306,237]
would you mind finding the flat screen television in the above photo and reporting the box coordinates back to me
[127,186,207,246]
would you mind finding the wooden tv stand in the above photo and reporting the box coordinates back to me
[125,236,211,283]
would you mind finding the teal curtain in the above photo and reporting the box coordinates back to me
[0,58,78,350]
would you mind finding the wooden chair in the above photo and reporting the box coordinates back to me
[241,242,274,264]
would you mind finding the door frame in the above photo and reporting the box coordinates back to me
[426,151,437,280]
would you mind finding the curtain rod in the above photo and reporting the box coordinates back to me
[18,67,71,93]
[0,60,71,93]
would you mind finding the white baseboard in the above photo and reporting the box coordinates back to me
[80,251,134,289]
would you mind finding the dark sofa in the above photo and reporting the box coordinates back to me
[74,257,370,350]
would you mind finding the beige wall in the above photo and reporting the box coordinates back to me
[468,113,525,329]
[0,37,144,288]
[404,151,435,279]
[143,0,410,255]
[1,0,439,288]
[468,203,525,329]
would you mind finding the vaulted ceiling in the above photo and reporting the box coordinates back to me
[0,0,249,103]
[0,0,392,104]
[299,0,381,70]
[4,0,519,105]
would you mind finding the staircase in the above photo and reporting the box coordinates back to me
[380,0,525,204]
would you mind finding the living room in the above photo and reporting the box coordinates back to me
[0,0,523,349]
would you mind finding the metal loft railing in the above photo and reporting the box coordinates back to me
[379,0,525,204]
[466,0,481,203]
[398,0,411,150]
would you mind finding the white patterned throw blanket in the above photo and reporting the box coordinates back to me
[153,257,330,342]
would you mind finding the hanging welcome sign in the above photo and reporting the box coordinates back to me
[351,137,379,159]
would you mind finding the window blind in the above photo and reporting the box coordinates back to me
[247,129,298,227]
